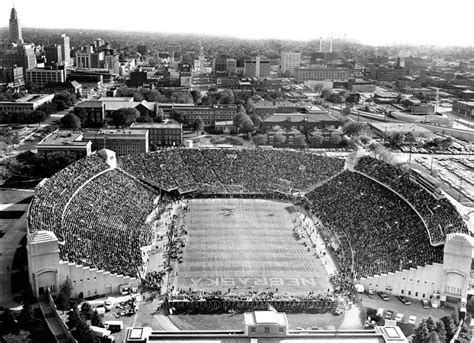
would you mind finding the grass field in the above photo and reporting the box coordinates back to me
[173,198,331,295]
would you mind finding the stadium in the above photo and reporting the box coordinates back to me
[26,148,473,319]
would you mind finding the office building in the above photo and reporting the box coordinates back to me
[131,120,183,147]
[50,34,71,67]
[37,130,92,157]
[0,66,24,87]
[0,94,54,113]
[74,101,106,125]
[26,68,67,89]
[452,101,474,119]
[104,52,120,75]
[295,67,350,82]
[175,105,238,126]
[280,52,301,75]
[226,58,236,74]
[244,56,270,78]
[9,7,23,44]
[45,44,62,66]
[83,129,149,155]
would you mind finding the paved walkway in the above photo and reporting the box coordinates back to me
[339,303,364,329]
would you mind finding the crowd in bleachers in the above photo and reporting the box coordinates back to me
[60,169,159,277]
[28,154,109,233]
[355,156,469,244]
[306,171,444,279]
[119,148,345,194]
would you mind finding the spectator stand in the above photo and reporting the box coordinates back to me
[351,169,435,246]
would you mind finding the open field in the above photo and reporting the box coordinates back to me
[173,198,331,295]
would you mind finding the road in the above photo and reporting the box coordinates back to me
[360,293,451,325]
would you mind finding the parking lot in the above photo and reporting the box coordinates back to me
[361,293,452,326]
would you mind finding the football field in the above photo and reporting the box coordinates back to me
[174,198,331,295]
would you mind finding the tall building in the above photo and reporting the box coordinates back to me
[244,56,270,78]
[50,34,71,66]
[280,52,301,75]
[45,44,62,66]
[9,7,23,45]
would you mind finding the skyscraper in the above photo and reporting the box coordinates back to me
[9,7,23,45]
[50,34,71,66]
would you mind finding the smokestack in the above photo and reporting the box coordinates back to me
[319,37,322,52]
[329,37,333,53]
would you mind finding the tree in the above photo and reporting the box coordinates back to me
[192,116,204,136]
[60,113,82,129]
[249,114,262,129]
[387,132,405,148]
[91,310,104,328]
[136,115,153,123]
[29,110,49,124]
[67,308,82,330]
[293,135,307,146]
[329,135,342,146]
[320,88,334,100]
[359,135,371,145]
[458,322,472,343]
[311,134,325,146]
[244,98,254,114]
[190,90,202,104]
[342,106,351,115]
[342,122,364,137]
[73,108,88,126]
[154,108,164,123]
[110,108,139,128]
[253,134,267,146]
[435,320,447,343]
[273,133,286,145]
[240,117,255,135]
[80,302,93,321]
[170,110,185,123]
[56,277,73,311]
[413,319,430,343]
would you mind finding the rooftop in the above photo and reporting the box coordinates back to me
[99,97,134,102]
[131,120,181,129]
[39,130,86,145]
[264,113,338,123]
[76,100,104,108]
[369,122,432,133]
[244,311,288,326]
[83,129,148,137]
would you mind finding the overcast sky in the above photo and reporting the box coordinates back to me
[3,0,474,46]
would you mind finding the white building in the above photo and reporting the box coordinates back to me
[280,52,301,75]
[26,68,67,88]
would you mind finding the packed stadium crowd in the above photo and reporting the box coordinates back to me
[60,169,159,277]
[305,171,444,279]
[28,154,109,233]
[355,156,469,244]
[119,148,345,194]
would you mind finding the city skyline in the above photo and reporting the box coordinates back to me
[2,0,474,47]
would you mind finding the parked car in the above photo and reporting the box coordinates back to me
[397,296,411,305]
[395,313,404,322]
[408,315,417,324]
[377,291,390,301]
[422,299,430,309]
[385,311,393,320]
[368,287,374,295]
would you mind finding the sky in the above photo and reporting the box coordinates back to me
[3,0,474,47]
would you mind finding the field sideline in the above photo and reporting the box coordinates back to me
[174,198,331,295]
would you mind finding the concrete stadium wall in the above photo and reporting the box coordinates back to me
[356,263,444,300]
[59,261,140,299]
